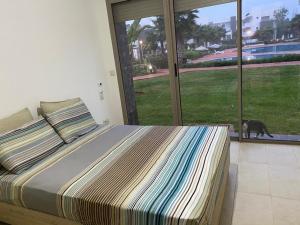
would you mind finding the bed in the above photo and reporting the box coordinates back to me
[0,124,230,225]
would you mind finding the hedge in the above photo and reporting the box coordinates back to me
[183,50,207,60]
[147,55,168,69]
[181,54,300,68]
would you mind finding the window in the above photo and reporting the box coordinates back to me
[108,0,300,143]
[242,0,300,141]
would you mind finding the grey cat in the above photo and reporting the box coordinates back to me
[242,120,274,138]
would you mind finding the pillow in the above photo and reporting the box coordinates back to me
[45,100,98,144]
[0,117,64,174]
[0,108,33,133]
[37,107,43,116]
[40,97,81,114]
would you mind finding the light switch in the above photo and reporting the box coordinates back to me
[98,82,104,100]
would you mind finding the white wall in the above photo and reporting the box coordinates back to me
[89,0,124,124]
[0,0,123,124]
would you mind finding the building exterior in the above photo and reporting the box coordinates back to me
[242,9,275,40]
[210,16,237,40]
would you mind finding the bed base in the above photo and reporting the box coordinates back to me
[0,202,80,225]
[0,168,229,225]
[0,147,230,225]
[211,149,230,225]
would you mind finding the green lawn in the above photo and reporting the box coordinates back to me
[133,65,300,135]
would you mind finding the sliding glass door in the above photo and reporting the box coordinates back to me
[112,0,174,125]
[242,0,300,141]
[109,0,300,143]
[174,0,239,136]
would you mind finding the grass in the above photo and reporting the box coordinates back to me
[133,65,300,135]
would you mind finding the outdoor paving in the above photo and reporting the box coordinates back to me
[230,132,300,142]
[133,61,300,81]
[192,47,240,63]
[252,134,300,142]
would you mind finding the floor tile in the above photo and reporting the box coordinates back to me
[220,164,238,225]
[269,166,300,200]
[238,162,270,195]
[270,179,300,201]
[272,197,300,225]
[233,192,273,225]
[230,141,240,164]
[266,144,297,167]
[239,143,268,164]
[233,142,300,225]
[268,165,300,181]
[293,148,300,168]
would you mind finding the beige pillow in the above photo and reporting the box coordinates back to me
[45,100,98,143]
[40,97,81,114]
[0,117,64,174]
[0,108,33,133]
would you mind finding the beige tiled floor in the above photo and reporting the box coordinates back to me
[231,141,300,225]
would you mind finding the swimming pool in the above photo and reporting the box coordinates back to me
[209,54,286,62]
[243,43,300,54]
[199,43,300,62]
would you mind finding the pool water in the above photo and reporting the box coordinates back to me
[210,54,286,62]
[243,43,300,54]
[206,43,300,62]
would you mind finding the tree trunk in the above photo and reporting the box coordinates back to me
[159,39,165,55]
[115,22,139,125]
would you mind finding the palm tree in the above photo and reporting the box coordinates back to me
[273,8,290,39]
[175,10,199,52]
[151,16,166,55]
[115,21,139,124]
[196,25,226,47]
[291,15,300,38]
[127,19,151,59]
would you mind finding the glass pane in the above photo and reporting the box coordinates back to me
[174,1,239,136]
[242,0,300,141]
[113,2,173,125]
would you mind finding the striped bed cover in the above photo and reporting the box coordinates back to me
[0,125,229,225]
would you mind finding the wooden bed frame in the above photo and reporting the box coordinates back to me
[0,149,230,225]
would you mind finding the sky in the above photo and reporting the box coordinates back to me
[131,0,300,27]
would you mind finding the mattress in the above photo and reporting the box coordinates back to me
[0,125,229,225]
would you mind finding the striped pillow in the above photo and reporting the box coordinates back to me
[45,100,98,144]
[0,117,64,174]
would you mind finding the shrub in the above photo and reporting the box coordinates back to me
[133,64,148,76]
[181,60,237,68]
[147,55,168,69]
[183,50,207,60]
[133,64,157,77]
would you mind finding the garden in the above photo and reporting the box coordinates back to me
[134,65,300,135]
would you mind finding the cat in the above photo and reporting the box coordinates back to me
[242,120,274,139]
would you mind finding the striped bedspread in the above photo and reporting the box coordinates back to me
[0,125,229,225]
